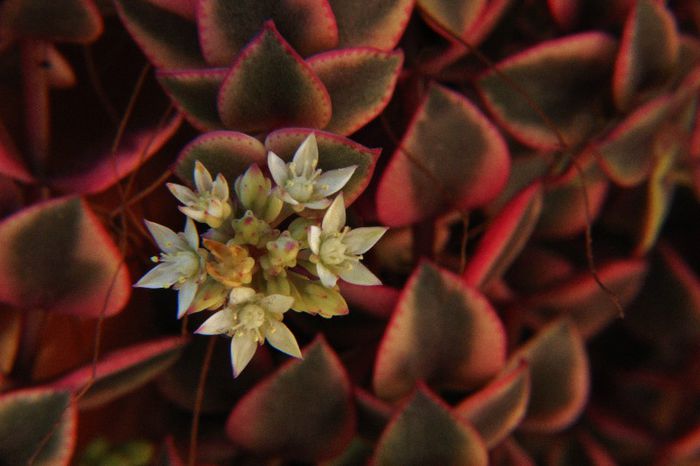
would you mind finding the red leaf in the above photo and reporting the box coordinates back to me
[339,282,400,319]
[0,0,102,43]
[157,68,227,131]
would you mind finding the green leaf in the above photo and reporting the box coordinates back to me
[115,0,205,69]
[477,32,617,150]
[417,0,485,38]
[327,0,414,50]
[0,197,131,317]
[227,337,355,462]
[355,388,392,440]
[377,83,510,226]
[454,362,531,448]
[0,0,102,43]
[157,68,226,131]
[321,437,374,466]
[50,336,187,410]
[174,131,267,186]
[0,389,76,465]
[197,0,338,65]
[217,21,331,134]
[0,308,21,375]
[373,262,506,401]
[265,128,381,206]
[308,48,403,136]
[372,387,488,466]
[613,0,679,111]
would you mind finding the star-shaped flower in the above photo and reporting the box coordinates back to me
[267,133,357,211]
[135,218,206,318]
[308,193,387,288]
[196,287,301,377]
[167,161,232,228]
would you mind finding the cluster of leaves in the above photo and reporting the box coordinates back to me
[0,0,699,465]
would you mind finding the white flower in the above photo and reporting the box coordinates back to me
[135,218,206,318]
[267,133,357,211]
[167,161,232,228]
[195,287,301,377]
[308,193,387,288]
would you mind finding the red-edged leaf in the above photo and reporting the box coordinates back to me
[157,437,185,466]
[46,45,76,89]
[490,438,536,466]
[355,388,393,441]
[49,115,182,194]
[657,424,700,466]
[526,259,648,338]
[50,336,187,410]
[547,0,635,29]
[510,320,589,432]
[327,0,414,50]
[321,437,373,466]
[308,48,403,136]
[485,153,549,216]
[417,0,486,39]
[175,131,267,186]
[157,68,226,131]
[197,0,338,66]
[463,183,543,289]
[377,83,510,227]
[148,0,195,19]
[547,0,578,29]
[265,128,380,205]
[339,282,399,319]
[0,0,102,43]
[217,21,331,134]
[115,0,205,69]
[0,308,21,375]
[587,407,657,464]
[373,262,506,401]
[372,386,488,466]
[547,433,617,466]
[0,118,34,183]
[612,0,679,112]
[0,197,130,317]
[227,337,355,462]
[0,388,76,465]
[477,32,617,150]
[508,247,576,294]
[455,361,531,448]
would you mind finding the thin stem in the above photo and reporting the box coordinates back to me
[188,337,216,466]
[21,40,51,175]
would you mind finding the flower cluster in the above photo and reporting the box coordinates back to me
[136,134,387,376]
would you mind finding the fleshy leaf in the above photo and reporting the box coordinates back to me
[0,0,102,43]
[0,121,33,184]
[339,282,399,318]
[115,0,205,69]
[46,45,77,89]
[463,183,542,289]
[148,0,195,18]
[587,407,657,464]
[476,32,617,149]
[50,336,187,410]
[217,21,331,134]
[377,83,510,226]
[0,308,21,375]
[657,424,700,466]
[0,197,131,317]
[372,387,488,466]
[157,68,227,131]
[0,389,76,465]
[417,0,485,38]
[508,320,589,432]
[174,131,267,186]
[265,128,380,206]
[227,337,355,461]
[547,434,618,466]
[327,0,414,50]
[490,438,536,466]
[321,437,373,466]
[612,0,679,111]
[373,262,506,401]
[454,361,531,448]
[526,259,648,338]
[308,48,403,135]
[355,388,392,440]
[198,0,338,65]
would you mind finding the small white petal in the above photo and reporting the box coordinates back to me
[177,279,198,319]
[308,225,322,255]
[229,287,256,305]
[134,262,180,289]
[212,173,230,200]
[322,194,346,233]
[266,320,302,358]
[281,191,300,206]
[188,280,228,313]
[231,333,258,377]
[194,160,214,192]
[267,151,289,187]
[178,206,208,224]
[316,166,356,196]
[293,133,318,178]
[317,262,339,288]
[260,294,294,314]
[303,198,332,210]
[195,308,234,335]
[145,220,185,254]
[338,261,381,286]
[167,183,198,205]
[183,217,199,250]
[343,227,387,255]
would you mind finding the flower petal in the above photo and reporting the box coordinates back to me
[145,220,185,254]
[316,165,357,196]
[178,206,208,224]
[183,217,199,250]
[266,320,302,358]
[188,279,228,313]
[232,333,258,377]
[167,183,197,205]
[293,133,318,178]
[322,193,346,233]
[338,261,381,286]
[317,262,339,288]
[343,226,387,255]
[229,287,256,305]
[194,160,214,192]
[304,198,332,210]
[308,225,322,255]
[134,262,180,289]
[267,151,289,187]
[195,308,234,335]
[260,294,294,314]
[177,279,198,319]
[212,173,230,200]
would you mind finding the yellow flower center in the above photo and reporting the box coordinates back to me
[239,304,266,330]
[320,235,347,265]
